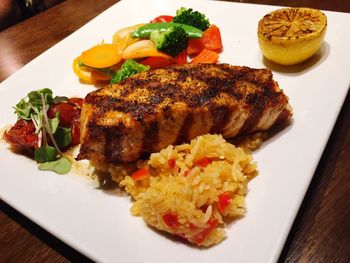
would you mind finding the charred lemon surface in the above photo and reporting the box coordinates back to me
[258,7,327,65]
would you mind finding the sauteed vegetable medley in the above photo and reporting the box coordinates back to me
[73,7,223,84]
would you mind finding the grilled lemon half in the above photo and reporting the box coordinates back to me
[258,7,327,65]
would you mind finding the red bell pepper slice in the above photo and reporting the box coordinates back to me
[173,50,187,65]
[187,25,223,55]
[151,15,174,23]
[91,69,111,82]
[190,49,219,64]
[140,56,174,69]
[140,49,187,68]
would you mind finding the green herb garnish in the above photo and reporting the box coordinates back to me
[14,89,72,174]
[34,145,57,163]
[54,126,72,148]
[38,156,72,175]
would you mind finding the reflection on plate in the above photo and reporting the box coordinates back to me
[1,0,350,262]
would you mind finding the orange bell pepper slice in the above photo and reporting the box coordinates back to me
[80,43,123,69]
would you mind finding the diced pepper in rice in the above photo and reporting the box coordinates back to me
[119,134,258,246]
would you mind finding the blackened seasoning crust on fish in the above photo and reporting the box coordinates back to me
[78,63,292,163]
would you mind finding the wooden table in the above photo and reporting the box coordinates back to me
[0,0,349,262]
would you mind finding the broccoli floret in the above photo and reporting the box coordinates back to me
[173,7,210,31]
[111,59,150,84]
[150,26,187,57]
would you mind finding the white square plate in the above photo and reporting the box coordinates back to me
[1,0,349,262]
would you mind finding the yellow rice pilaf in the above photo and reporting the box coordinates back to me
[116,134,258,246]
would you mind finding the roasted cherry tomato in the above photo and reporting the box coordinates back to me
[48,98,82,127]
[48,98,83,146]
[150,15,173,23]
[5,97,83,151]
[70,119,81,146]
[48,103,77,127]
[3,119,39,149]
[68,97,84,108]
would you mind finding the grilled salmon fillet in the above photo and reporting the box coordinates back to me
[77,63,292,163]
